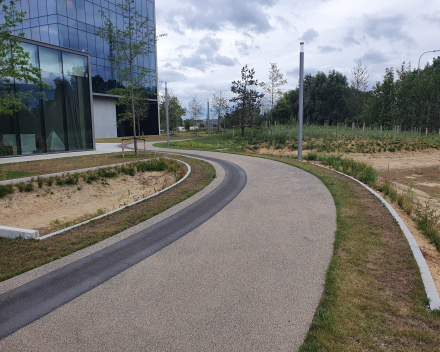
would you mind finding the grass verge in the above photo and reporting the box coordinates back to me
[0,155,216,282]
[251,154,440,351]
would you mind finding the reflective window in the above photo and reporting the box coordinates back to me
[42,70,66,152]
[147,1,153,20]
[58,24,69,48]
[76,0,85,22]
[58,15,68,25]
[31,27,40,41]
[64,74,93,150]
[95,35,104,58]
[48,14,57,24]
[31,18,39,27]
[67,0,76,19]
[48,24,59,46]
[40,25,50,44]
[40,16,48,25]
[78,21,86,31]
[69,27,79,50]
[62,52,88,77]
[0,114,19,156]
[87,32,96,56]
[16,81,45,154]
[78,30,87,52]
[21,0,30,19]
[47,0,57,15]
[93,4,102,27]
[20,43,39,67]
[22,19,30,28]
[68,18,78,28]
[29,1,38,18]
[57,0,67,16]
[85,1,94,25]
[39,46,63,73]
[38,0,48,16]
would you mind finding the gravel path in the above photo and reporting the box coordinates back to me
[0,146,336,351]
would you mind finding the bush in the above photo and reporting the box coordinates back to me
[16,182,25,192]
[389,188,397,203]
[304,152,318,161]
[37,177,44,188]
[46,177,54,186]
[0,184,14,198]
[136,160,166,172]
[415,201,440,251]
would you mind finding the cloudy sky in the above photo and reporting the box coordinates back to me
[155,0,440,117]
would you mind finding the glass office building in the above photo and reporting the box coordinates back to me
[0,0,159,157]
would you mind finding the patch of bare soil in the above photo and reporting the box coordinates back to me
[348,149,440,216]
[0,171,176,235]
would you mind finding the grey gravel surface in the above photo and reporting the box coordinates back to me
[0,147,336,351]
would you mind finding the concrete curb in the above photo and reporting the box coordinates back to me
[310,161,440,311]
[38,158,191,240]
[0,226,39,239]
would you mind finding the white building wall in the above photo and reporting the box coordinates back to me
[92,95,117,139]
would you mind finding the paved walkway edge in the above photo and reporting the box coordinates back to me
[311,162,440,310]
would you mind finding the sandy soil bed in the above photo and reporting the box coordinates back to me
[0,171,176,235]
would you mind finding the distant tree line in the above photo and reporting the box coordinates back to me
[270,58,440,133]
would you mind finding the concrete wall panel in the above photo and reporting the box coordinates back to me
[92,96,117,139]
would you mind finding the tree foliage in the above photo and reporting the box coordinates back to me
[0,0,48,116]
[230,65,264,136]
[211,90,229,131]
[261,63,287,125]
[188,95,203,134]
[159,89,186,131]
[362,58,440,131]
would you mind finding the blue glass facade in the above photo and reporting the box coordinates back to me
[9,0,157,95]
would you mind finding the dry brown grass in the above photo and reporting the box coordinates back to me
[0,156,216,282]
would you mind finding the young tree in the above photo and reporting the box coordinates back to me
[159,89,186,131]
[0,0,48,116]
[96,0,165,154]
[350,60,369,123]
[230,65,264,136]
[261,63,287,125]
[188,95,203,135]
[211,90,229,132]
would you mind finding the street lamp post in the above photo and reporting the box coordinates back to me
[298,42,304,161]
[418,49,440,75]
[207,98,210,137]
[165,82,169,146]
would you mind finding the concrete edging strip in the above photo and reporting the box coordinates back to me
[0,226,39,240]
[38,158,191,240]
[310,161,440,310]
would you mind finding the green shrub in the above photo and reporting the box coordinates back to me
[37,177,44,188]
[46,177,54,186]
[16,182,25,192]
[415,201,440,251]
[389,188,397,203]
[55,177,64,186]
[0,184,14,198]
[304,152,318,161]
[382,182,392,196]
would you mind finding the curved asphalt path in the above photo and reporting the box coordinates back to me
[0,145,336,351]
